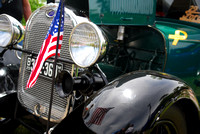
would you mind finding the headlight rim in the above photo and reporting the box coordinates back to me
[69,21,106,68]
[0,14,24,47]
[0,14,13,47]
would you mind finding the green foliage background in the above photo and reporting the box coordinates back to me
[22,0,45,25]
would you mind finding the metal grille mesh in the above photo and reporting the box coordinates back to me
[17,4,74,122]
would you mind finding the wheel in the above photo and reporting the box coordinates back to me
[151,104,187,134]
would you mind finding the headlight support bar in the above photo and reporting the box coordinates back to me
[10,46,75,64]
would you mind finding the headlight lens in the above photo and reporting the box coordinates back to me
[69,22,107,67]
[0,15,12,47]
[0,14,24,47]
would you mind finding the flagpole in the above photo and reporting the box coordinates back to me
[46,0,65,132]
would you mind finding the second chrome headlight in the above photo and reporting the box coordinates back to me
[0,14,24,47]
[69,22,107,68]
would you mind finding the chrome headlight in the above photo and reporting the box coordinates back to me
[0,14,24,47]
[69,22,107,68]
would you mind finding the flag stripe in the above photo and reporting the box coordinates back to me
[86,107,113,126]
[51,35,63,43]
[26,35,52,88]
[26,1,64,89]
[48,44,61,53]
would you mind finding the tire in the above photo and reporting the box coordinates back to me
[151,104,187,134]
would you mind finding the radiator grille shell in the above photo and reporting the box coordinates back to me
[17,4,74,122]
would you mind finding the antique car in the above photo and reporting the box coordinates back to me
[0,0,200,133]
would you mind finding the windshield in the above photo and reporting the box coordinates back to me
[156,0,200,24]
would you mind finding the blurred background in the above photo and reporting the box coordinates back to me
[21,0,45,26]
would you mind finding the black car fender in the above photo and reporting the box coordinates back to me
[0,48,20,94]
[52,70,200,134]
[0,48,21,117]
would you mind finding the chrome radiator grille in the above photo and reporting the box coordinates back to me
[17,4,74,122]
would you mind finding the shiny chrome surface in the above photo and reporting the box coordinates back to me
[17,4,75,122]
[69,22,107,68]
[0,14,24,47]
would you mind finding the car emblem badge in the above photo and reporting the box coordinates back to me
[34,103,46,116]
[46,9,55,18]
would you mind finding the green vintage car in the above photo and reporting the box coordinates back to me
[0,0,200,133]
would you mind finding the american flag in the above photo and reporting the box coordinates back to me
[86,107,114,126]
[26,1,64,89]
